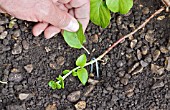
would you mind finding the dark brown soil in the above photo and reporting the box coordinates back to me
[0,0,170,110]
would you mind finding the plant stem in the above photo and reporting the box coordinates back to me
[0,81,7,84]
[82,46,90,54]
[61,7,165,81]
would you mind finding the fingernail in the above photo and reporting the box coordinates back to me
[46,32,57,39]
[65,19,79,32]
[36,30,44,36]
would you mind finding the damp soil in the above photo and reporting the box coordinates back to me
[0,0,170,110]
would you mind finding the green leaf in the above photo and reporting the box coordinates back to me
[48,80,57,89]
[90,0,111,28]
[76,54,87,67]
[63,23,86,49]
[106,0,133,14]
[77,68,88,85]
[72,71,78,76]
[63,70,70,75]
[57,75,64,89]
[56,82,62,89]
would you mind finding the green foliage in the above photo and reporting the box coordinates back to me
[48,80,61,90]
[76,54,87,67]
[62,70,70,75]
[106,0,133,14]
[63,23,86,49]
[90,0,111,28]
[77,68,88,85]
[90,0,133,28]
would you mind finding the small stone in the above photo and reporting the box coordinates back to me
[49,63,57,70]
[141,46,149,55]
[19,93,30,100]
[165,57,170,71]
[142,7,150,14]
[120,78,129,85]
[0,31,7,39]
[116,60,126,67]
[116,16,122,25]
[157,15,165,20]
[160,46,168,54]
[0,26,5,33]
[126,92,134,97]
[137,49,142,60]
[145,30,155,44]
[152,81,164,89]
[144,54,152,63]
[46,103,57,110]
[11,68,20,73]
[67,91,81,102]
[130,39,137,49]
[140,60,148,67]
[24,64,33,73]
[45,47,51,52]
[118,71,125,77]
[56,56,65,66]
[125,84,135,92]
[91,34,99,43]
[75,101,86,110]
[84,85,95,96]
[132,66,143,75]
[13,29,21,38]
[22,40,29,50]
[151,64,164,75]
[128,62,140,73]
[8,73,23,82]
[88,78,99,85]
[12,44,22,55]
[152,50,160,61]
[128,35,134,40]
[165,91,170,99]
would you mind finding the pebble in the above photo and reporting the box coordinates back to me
[128,62,139,73]
[120,78,129,85]
[88,78,99,85]
[151,64,164,75]
[132,66,143,75]
[116,16,122,25]
[160,46,168,54]
[12,44,22,55]
[19,93,30,100]
[13,29,21,38]
[56,56,65,66]
[11,68,20,73]
[0,31,7,39]
[116,60,126,67]
[24,64,33,73]
[8,73,23,82]
[165,57,170,71]
[157,15,165,20]
[84,85,95,97]
[125,84,135,93]
[0,26,5,33]
[91,34,99,43]
[118,70,125,77]
[152,81,164,89]
[45,103,57,110]
[140,60,148,67]
[67,91,81,102]
[152,50,160,61]
[130,39,137,49]
[141,46,148,55]
[22,40,29,50]
[126,92,134,97]
[145,30,155,44]
[142,7,150,14]
[137,49,142,60]
[75,101,86,110]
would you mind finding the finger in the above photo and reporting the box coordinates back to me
[68,9,75,17]
[65,4,72,9]
[0,8,6,13]
[70,0,89,7]
[44,5,79,32]
[77,18,89,32]
[58,4,68,12]
[32,22,49,36]
[58,0,71,4]
[44,26,61,39]
[74,3,89,19]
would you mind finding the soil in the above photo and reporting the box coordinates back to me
[0,0,170,110]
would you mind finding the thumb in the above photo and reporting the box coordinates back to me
[44,5,79,32]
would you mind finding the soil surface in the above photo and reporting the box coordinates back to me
[0,0,170,110]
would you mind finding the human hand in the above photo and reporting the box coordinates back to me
[0,0,90,39]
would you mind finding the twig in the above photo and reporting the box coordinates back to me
[61,7,165,81]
